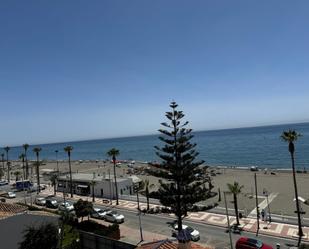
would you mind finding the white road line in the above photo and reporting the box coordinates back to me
[248,192,278,216]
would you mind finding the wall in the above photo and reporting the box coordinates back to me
[79,230,136,249]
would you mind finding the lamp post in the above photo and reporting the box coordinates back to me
[63,175,69,203]
[108,169,112,205]
[263,188,271,223]
[224,191,233,249]
[254,173,260,236]
[134,183,143,242]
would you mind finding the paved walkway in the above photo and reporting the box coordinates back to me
[41,187,309,242]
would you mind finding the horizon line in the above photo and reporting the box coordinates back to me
[3,120,309,149]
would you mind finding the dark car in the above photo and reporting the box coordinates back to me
[236,237,273,249]
[45,199,58,209]
[0,181,9,186]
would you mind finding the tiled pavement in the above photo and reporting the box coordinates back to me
[41,187,309,242]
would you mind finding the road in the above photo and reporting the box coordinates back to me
[91,203,298,249]
[1,187,302,249]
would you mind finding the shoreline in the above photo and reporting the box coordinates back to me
[5,159,309,218]
[7,159,307,172]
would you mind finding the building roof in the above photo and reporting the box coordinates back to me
[58,173,130,183]
[136,239,211,249]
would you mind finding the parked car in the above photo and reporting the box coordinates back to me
[103,210,124,223]
[58,202,74,212]
[0,181,9,186]
[45,199,58,209]
[35,197,46,206]
[5,192,16,198]
[172,224,200,241]
[236,237,273,249]
[91,208,109,219]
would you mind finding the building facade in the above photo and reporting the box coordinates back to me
[57,173,134,199]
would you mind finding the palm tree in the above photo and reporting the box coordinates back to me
[140,179,155,211]
[19,153,26,181]
[64,146,73,198]
[90,180,96,202]
[33,147,42,193]
[107,148,120,205]
[50,174,58,196]
[23,144,29,179]
[281,130,303,245]
[4,146,10,182]
[227,181,244,226]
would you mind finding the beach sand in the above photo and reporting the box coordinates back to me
[27,160,309,218]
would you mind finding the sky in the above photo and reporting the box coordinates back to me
[1,0,309,146]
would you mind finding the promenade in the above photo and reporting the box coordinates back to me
[41,187,309,244]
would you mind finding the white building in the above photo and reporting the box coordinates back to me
[57,173,135,199]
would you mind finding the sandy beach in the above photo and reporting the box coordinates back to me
[10,159,309,218]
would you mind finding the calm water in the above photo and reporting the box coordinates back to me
[3,122,309,169]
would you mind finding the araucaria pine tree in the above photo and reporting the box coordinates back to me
[151,101,211,233]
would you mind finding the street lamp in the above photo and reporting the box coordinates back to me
[224,191,233,249]
[263,188,271,223]
[134,183,143,242]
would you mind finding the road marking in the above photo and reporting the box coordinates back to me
[248,192,278,216]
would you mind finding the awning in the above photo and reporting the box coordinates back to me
[77,185,88,188]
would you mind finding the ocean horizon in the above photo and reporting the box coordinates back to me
[2,122,309,169]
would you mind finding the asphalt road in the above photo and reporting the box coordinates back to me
[2,189,302,249]
[91,203,299,249]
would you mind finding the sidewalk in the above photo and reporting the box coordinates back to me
[41,187,309,242]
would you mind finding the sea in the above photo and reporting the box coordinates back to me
[3,122,309,170]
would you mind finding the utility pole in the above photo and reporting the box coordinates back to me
[108,169,112,205]
[134,184,143,242]
[224,192,233,249]
[254,173,260,236]
[263,188,271,223]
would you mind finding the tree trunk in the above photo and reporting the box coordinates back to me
[234,194,239,225]
[113,160,119,205]
[7,153,9,182]
[92,185,95,202]
[291,152,303,246]
[36,154,41,193]
[22,159,25,181]
[176,180,182,233]
[146,195,150,211]
[69,154,73,198]
[25,152,29,179]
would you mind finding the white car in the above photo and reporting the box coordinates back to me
[6,192,16,198]
[103,210,124,223]
[91,208,109,219]
[172,224,200,241]
[58,202,74,212]
[35,197,46,206]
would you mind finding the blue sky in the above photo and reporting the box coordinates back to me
[1,0,309,146]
